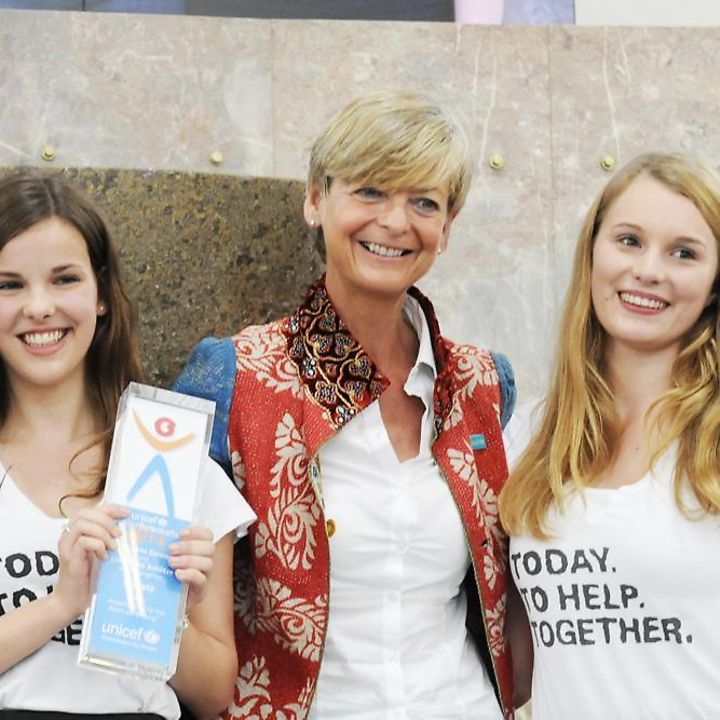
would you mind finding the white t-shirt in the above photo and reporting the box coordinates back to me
[505,404,720,720]
[0,457,255,717]
[309,296,501,720]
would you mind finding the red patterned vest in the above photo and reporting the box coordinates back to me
[223,281,514,719]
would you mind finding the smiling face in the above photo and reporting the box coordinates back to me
[0,216,105,396]
[305,178,452,301]
[591,174,719,359]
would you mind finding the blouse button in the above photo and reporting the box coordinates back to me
[326,519,336,537]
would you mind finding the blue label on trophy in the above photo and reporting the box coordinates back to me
[85,509,190,666]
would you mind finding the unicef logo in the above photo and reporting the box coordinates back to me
[143,629,161,645]
[156,517,168,529]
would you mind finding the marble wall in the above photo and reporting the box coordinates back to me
[2,9,719,399]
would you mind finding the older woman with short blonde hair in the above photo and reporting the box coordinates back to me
[177,90,517,720]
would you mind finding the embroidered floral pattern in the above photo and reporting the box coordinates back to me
[446,446,488,517]
[478,480,505,553]
[254,414,320,570]
[485,596,507,658]
[442,395,464,431]
[255,578,328,661]
[235,323,303,399]
[452,345,498,400]
[281,281,388,428]
[446,444,506,564]
[483,553,499,590]
[229,657,271,719]
[270,414,308,491]
[232,450,246,491]
[228,657,309,720]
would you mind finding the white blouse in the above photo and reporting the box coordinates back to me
[309,297,501,720]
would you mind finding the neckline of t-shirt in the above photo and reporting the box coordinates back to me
[0,461,67,522]
[577,447,675,498]
[581,469,654,496]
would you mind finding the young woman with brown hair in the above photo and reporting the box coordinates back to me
[0,172,254,720]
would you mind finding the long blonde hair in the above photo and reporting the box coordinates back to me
[499,153,720,538]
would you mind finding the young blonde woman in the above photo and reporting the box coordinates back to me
[176,91,519,719]
[0,173,254,720]
[500,153,720,719]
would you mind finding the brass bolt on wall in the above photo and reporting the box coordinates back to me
[488,154,505,171]
[41,145,56,162]
[600,155,616,172]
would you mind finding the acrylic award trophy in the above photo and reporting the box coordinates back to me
[78,382,215,680]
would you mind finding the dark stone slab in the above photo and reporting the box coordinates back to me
[0,167,325,388]
[0,0,454,19]
[185,0,454,21]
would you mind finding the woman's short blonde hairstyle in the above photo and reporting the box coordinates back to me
[307,90,473,215]
[499,153,720,538]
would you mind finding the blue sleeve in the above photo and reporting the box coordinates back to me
[491,351,516,430]
[173,337,236,476]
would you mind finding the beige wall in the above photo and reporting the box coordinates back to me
[2,9,720,400]
[575,0,720,26]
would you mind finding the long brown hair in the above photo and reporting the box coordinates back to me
[0,171,143,500]
[499,153,720,538]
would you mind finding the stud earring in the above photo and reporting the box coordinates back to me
[309,219,317,228]
[97,302,107,315]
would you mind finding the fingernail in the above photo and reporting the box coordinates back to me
[169,543,179,552]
